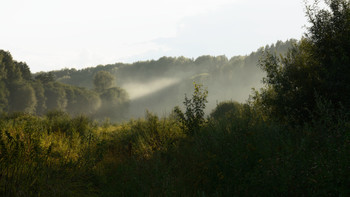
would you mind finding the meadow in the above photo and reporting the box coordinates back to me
[1,95,349,196]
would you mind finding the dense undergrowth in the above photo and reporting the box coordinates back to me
[1,97,349,196]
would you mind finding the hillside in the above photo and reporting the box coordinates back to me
[47,39,295,119]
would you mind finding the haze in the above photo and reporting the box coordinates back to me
[122,78,180,100]
[1,0,306,72]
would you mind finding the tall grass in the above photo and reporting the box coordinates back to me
[0,100,349,196]
[0,112,102,196]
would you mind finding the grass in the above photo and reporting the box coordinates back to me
[0,101,349,196]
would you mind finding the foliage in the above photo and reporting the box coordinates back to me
[255,0,350,124]
[43,82,68,111]
[210,100,242,121]
[31,81,47,115]
[65,86,101,116]
[52,40,295,90]
[8,82,37,113]
[94,87,129,121]
[16,61,31,80]
[1,96,349,196]
[35,72,55,84]
[0,112,101,196]
[0,50,129,121]
[46,40,295,120]
[254,39,318,123]
[93,70,115,92]
[305,0,350,108]
[173,83,208,135]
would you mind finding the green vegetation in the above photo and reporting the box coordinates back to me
[1,92,349,196]
[49,39,296,118]
[253,0,350,124]
[1,0,350,196]
[174,83,208,135]
[0,52,129,121]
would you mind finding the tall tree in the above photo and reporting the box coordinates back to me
[9,82,37,113]
[44,83,68,111]
[254,0,350,123]
[16,61,32,81]
[65,86,101,115]
[306,0,350,108]
[93,71,115,92]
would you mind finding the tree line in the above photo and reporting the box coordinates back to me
[0,51,129,121]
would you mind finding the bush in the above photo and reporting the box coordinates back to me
[173,83,208,135]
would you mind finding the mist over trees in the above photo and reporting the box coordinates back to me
[47,39,295,119]
[93,70,129,120]
[1,1,345,124]
[0,39,308,122]
[0,50,129,121]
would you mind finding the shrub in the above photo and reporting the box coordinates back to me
[173,83,208,135]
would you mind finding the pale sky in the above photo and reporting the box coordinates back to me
[1,0,307,72]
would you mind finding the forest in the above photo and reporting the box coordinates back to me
[1,0,350,196]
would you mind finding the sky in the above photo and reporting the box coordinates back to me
[1,0,308,73]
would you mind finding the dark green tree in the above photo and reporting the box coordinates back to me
[44,83,67,111]
[305,0,350,108]
[65,86,101,115]
[15,61,32,81]
[255,0,350,123]
[35,72,55,84]
[0,50,22,83]
[9,82,37,113]
[93,71,115,92]
[210,101,242,121]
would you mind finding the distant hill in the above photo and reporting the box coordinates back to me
[47,39,296,119]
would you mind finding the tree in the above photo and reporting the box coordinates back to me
[0,50,22,83]
[255,0,350,124]
[173,83,208,134]
[9,82,37,113]
[65,87,101,115]
[305,0,350,108]
[15,61,31,81]
[210,101,242,121]
[44,83,67,111]
[95,87,129,121]
[93,71,115,92]
[254,39,317,123]
[35,72,55,84]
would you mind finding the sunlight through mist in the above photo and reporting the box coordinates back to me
[122,78,180,100]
